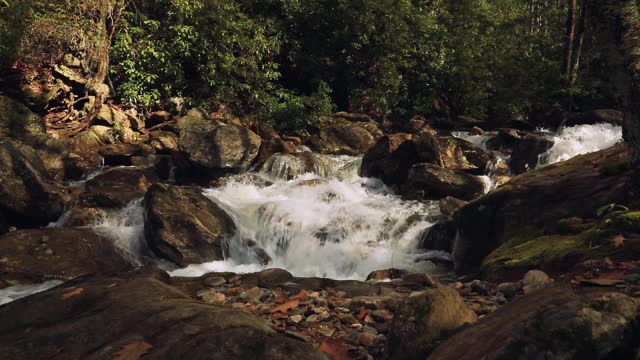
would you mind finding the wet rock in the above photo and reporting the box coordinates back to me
[0,270,325,359]
[258,268,293,288]
[78,167,158,208]
[98,143,151,166]
[418,221,455,253]
[429,285,640,360]
[388,286,477,359]
[0,142,66,227]
[403,163,486,201]
[148,130,179,153]
[95,104,129,127]
[261,151,337,180]
[496,281,522,298]
[204,276,227,287]
[143,184,237,266]
[565,109,624,127]
[439,196,467,217]
[179,118,261,175]
[451,145,632,275]
[414,133,490,175]
[486,129,553,174]
[360,133,417,186]
[366,268,409,282]
[307,115,384,155]
[0,228,132,285]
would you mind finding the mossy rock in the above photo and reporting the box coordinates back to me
[556,217,594,235]
[611,211,640,233]
[481,225,640,280]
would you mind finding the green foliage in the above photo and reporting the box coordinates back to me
[259,82,334,134]
[111,0,281,108]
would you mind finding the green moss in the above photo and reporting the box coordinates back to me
[557,217,592,234]
[599,156,631,176]
[481,228,610,276]
[611,211,640,233]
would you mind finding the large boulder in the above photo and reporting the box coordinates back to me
[144,184,237,266]
[0,270,325,359]
[451,145,632,274]
[429,285,640,360]
[0,95,70,180]
[388,286,477,359]
[486,129,553,174]
[0,228,132,286]
[404,163,486,201]
[414,133,490,175]
[0,142,66,227]
[76,167,159,209]
[307,115,384,155]
[179,119,262,174]
[360,133,417,185]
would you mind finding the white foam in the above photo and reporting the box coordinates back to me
[0,280,63,305]
[171,156,442,280]
[539,123,623,166]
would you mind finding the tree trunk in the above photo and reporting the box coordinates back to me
[562,0,577,88]
[589,0,640,191]
[569,1,587,87]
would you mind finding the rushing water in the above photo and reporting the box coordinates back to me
[171,153,443,280]
[0,280,63,305]
[538,123,623,166]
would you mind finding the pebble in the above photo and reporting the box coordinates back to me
[362,325,378,334]
[288,315,303,324]
[204,276,226,287]
[358,332,378,347]
[335,306,351,314]
[285,330,309,342]
[316,326,335,337]
[305,314,319,323]
[496,281,521,298]
[338,314,359,325]
[371,310,392,322]
[522,270,552,293]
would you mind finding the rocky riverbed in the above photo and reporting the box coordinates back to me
[0,91,638,359]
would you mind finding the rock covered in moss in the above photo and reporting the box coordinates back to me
[428,285,640,360]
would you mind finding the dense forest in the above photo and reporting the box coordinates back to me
[2,1,640,359]
[0,0,629,132]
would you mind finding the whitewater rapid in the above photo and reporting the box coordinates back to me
[171,154,443,279]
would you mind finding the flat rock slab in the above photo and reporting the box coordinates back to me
[0,269,325,360]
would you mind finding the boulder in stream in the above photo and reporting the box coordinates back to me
[404,163,486,201]
[143,184,237,266]
[307,114,384,155]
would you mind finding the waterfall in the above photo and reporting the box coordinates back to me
[170,154,443,280]
[538,123,623,166]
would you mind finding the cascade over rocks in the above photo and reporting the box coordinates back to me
[144,184,237,266]
[0,141,67,227]
[451,145,632,274]
[262,151,340,180]
[388,286,477,360]
[403,163,486,201]
[0,270,325,360]
[307,114,384,155]
[0,228,132,287]
[178,109,262,176]
[429,285,640,360]
[485,128,553,174]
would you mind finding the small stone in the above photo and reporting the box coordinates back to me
[197,290,226,305]
[371,310,393,322]
[467,279,491,295]
[494,292,507,304]
[288,315,303,324]
[496,281,521,298]
[312,306,328,314]
[362,325,378,334]
[305,314,319,323]
[350,323,363,330]
[285,330,309,342]
[523,271,553,294]
[44,248,54,256]
[318,311,331,321]
[316,326,335,337]
[338,313,359,325]
[282,282,303,293]
[231,302,245,308]
[358,332,378,347]
[314,298,328,307]
[240,286,263,302]
[335,307,351,314]
[364,314,375,324]
[204,276,226,287]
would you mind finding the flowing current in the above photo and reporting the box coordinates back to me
[172,154,443,279]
